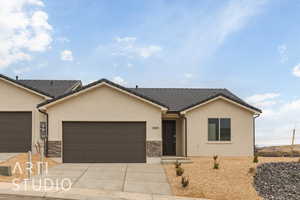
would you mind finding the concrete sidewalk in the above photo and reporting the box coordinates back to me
[0,182,208,200]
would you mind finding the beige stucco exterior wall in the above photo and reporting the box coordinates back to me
[185,99,254,156]
[46,85,163,162]
[0,79,47,152]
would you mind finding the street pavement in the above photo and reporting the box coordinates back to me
[0,194,66,200]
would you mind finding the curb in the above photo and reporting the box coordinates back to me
[0,182,208,200]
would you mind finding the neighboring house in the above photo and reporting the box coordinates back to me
[0,74,81,153]
[0,74,261,163]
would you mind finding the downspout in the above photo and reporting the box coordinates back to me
[183,116,188,158]
[253,114,260,155]
[38,109,48,157]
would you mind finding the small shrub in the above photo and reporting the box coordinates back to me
[288,151,300,157]
[213,155,219,169]
[213,155,218,161]
[213,162,219,169]
[253,154,259,163]
[273,151,283,157]
[248,167,256,175]
[181,176,189,188]
[174,160,181,169]
[176,167,184,176]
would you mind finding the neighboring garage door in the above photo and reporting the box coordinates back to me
[0,112,32,152]
[63,122,146,163]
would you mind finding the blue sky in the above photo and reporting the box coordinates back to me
[1,0,300,146]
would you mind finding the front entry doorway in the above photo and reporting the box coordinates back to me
[162,120,176,156]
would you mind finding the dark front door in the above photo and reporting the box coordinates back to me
[0,112,32,152]
[62,122,146,163]
[162,120,176,156]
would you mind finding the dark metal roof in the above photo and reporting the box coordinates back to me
[129,88,261,113]
[37,79,169,108]
[0,74,53,98]
[18,79,82,97]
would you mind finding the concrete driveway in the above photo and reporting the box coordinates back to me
[0,153,19,162]
[31,164,172,195]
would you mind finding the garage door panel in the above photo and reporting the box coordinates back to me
[0,112,32,152]
[63,122,146,163]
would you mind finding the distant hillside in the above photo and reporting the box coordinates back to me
[257,144,300,157]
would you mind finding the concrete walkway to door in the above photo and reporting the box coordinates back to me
[31,163,172,195]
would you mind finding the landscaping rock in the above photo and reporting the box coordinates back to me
[254,162,300,200]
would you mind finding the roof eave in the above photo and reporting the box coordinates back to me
[179,94,262,115]
[38,79,169,111]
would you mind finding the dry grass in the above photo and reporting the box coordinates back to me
[257,145,300,157]
[0,153,58,183]
[258,144,300,153]
[163,157,299,200]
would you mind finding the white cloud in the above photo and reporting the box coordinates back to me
[246,93,280,109]
[278,44,288,63]
[0,0,52,68]
[184,73,193,79]
[246,93,280,105]
[112,76,127,85]
[169,0,268,68]
[256,98,300,146]
[216,0,267,44]
[111,37,162,59]
[127,63,133,68]
[245,92,300,146]
[60,50,73,61]
[292,63,300,77]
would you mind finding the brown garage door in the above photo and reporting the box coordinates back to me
[63,122,146,163]
[0,112,32,152]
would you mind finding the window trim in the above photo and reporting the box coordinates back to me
[206,141,232,144]
[207,118,231,143]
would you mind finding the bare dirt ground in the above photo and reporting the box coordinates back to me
[0,153,58,183]
[258,144,300,152]
[163,157,299,200]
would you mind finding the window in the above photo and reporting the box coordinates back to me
[208,118,231,141]
[208,119,219,141]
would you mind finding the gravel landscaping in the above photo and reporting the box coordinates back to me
[254,162,300,200]
[163,157,298,200]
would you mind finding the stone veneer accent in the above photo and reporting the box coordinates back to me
[47,141,62,157]
[146,141,162,157]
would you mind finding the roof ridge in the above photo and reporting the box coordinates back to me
[18,79,81,81]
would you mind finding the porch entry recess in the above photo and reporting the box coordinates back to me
[162,120,176,156]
